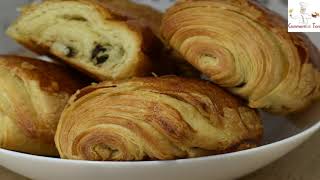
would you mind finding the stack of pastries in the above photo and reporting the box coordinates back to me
[0,0,318,161]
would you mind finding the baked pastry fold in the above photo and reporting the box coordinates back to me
[161,0,320,114]
[7,0,161,80]
[55,76,262,161]
[0,55,86,156]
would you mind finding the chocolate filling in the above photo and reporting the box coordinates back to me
[91,44,112,65]
[96,55,109,65]
[66,46,77,58]
[91,44,107,59]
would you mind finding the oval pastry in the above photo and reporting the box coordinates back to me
[55,76,262,161]
[6,0,161,80]
[161,0,320,114]
[0,55,87,156]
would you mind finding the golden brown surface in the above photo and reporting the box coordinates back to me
[7,0,161,81]
[98,0,163,39]
[161,0,320,114]
[0,55,87,156]
[55,76,262,161]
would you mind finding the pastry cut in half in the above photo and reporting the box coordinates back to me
[7,0,161,80]
[0,55,87,156]
[161,0,320,114]
[55,76,263,161]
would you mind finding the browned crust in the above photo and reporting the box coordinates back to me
[57,76,263,160]
[161,0,320,114]
[170,0,320,69]
[246,0,320,69]
[0,55,89,94]
[0,55,90,156]
[9,0,200,79]
[76,76,245,111]
[9,0,163,80]
[80,76,263,141]
[96,0,163,39]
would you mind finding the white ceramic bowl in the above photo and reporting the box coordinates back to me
[0,108,319,180]
[0,1,319,180]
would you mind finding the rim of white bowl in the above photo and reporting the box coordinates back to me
[1,120,319,165]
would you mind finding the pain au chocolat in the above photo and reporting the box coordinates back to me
[7,0,162,81]
[161,0,320,114]
[0,55,87,156]
[55,76,262,161]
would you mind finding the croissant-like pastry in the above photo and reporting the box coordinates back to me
[7,0,162,81]
[55,76,262,161]
[161,0,320,114]
[0,55,87,156]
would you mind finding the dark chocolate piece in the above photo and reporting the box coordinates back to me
[96,54,109,65]
[66,46,76,57]
[91,44,107,59]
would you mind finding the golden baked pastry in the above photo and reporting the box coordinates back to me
[7,0,161,81]
[161,0,320,114]
[0,55,87,156]
[55,76,262,161]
